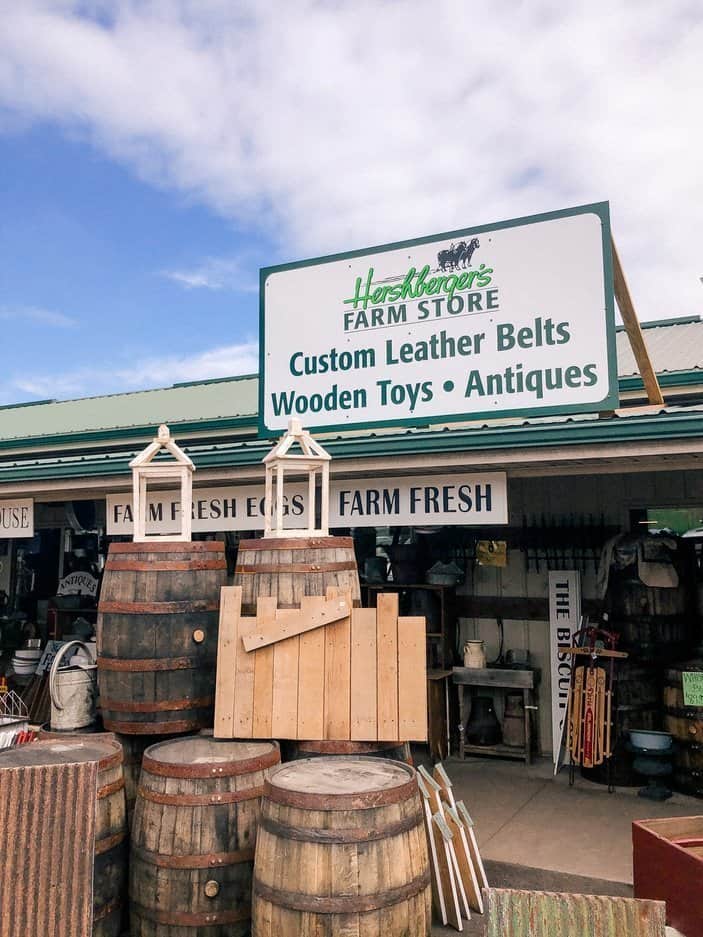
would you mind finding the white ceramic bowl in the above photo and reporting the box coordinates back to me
[14,649,42,660]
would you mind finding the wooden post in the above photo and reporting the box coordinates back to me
[612,239,664,407]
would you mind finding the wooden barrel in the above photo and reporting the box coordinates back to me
[286,739,413,765]
[253,757,431,936]
[97,541,227,734]
[0,737,127,936]
[130,736,280,935]
[663,659,703,795]
[233,536,360,615]
[115,731,193,827]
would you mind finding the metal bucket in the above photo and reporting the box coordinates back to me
[49,640,97,731]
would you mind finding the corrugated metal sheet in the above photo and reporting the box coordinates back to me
[617,320,703,377]
[0,760,98,937]
[485,888,666,937]
[0,373,258,442]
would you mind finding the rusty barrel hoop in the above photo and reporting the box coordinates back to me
[253,756,431,936]
[130,737,280,937]
[233,535,360,615]
[97,541,226,735]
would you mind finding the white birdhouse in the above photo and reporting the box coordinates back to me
[129,424,195,542]
[263,418,331,538]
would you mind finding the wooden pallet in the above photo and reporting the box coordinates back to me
[214,586,427,741]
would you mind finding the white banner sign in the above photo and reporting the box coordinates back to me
[549,570,582,771]
[329,473,507,526]
[0,498,34,538]
[260,203,616,433]
[107,473,507,535]
[106,485,310,536]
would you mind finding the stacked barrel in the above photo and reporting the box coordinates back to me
[97,540,227,820]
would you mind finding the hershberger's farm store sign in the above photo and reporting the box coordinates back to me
[260,202,617,432]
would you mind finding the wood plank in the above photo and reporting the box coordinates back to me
[214,586,241,738]
[323,589,351,740]
[271,609,300,738]
[350,607,378,740]
[445,805,483,914]
[377,592,399,741]
[252,597,278,738]
[418,775,447,926]
[398,615,427,741]
[456,801,488,892]
[233,613,257,738]
[432,812,463,930]
[242,597,351,651]
[612,238,664,406]
[297,596,326,740]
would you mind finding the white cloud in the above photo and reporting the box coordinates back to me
[160,256,257,291]
[3,340,258,402]
[0,305,76,327]
[0,1,701,321]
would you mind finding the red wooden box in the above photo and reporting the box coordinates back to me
[633,816,703,937]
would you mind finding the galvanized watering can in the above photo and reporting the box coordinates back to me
[49,640,97,731]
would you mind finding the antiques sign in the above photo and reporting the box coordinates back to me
[549,570,582,770]
[107,473,507,534]
[0,498,34,538]
[260,202,617,433]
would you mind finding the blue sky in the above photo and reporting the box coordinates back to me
[0,124,265,402]
[1,2,701,404]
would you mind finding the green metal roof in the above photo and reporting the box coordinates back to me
[0,374,258,448]
[2,405,702,484]
[0,315,701,455]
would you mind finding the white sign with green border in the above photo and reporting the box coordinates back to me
[682,671,703,707]
[259,202,617,434]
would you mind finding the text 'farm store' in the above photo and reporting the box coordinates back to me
[2,201,703,792]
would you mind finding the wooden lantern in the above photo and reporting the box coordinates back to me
[129,424,195,542]
[263,418,331,538]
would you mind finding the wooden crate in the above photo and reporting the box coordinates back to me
[214,586,427,741]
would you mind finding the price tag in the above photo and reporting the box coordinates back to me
[682,672,703,707]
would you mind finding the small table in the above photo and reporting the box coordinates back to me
[453,666,538,764]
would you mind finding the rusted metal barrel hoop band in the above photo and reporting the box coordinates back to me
[238,536,352,550]
[259,809,423,843]
[263,774,417,811]
[95,830,128,856]
[253,867,430,913]
[143,746,280,779]
[131,843,255,869]
[99,599,219,614]
[107,559,227,571]
[109,541,225,554]
[130,902,250,926]
[664,705,703,720]
[96,747,124,772]
[103,718,201,734]
[296,740,403,755]
[100,695,213,713]
[97,777,126,799]
[98,655,214,672]
[235,562,356,574]
[137,783,265,806]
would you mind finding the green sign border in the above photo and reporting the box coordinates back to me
[259,201,618,437]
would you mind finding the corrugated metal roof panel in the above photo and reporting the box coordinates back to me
[485,888,665,937]
[0,317,700,446]
[616,319,703,377]
[0,374,258,443]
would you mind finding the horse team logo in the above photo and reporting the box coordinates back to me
[437,237,480,271]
